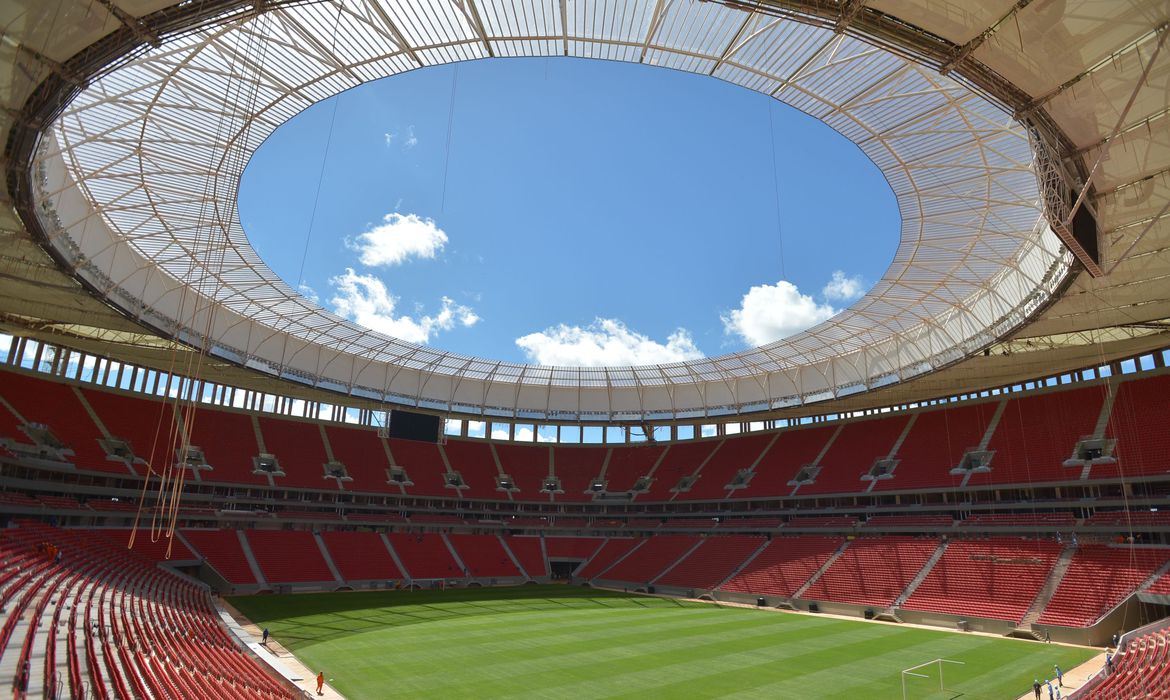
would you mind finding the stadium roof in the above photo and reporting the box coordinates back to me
[1,0,1167,421]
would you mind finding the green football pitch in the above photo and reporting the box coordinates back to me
[230,585,1096,699]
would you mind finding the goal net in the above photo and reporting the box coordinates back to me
[901,658,966,700]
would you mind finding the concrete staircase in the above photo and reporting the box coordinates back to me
[235,530,268,588]
[441,533,470,579]
[498,534,528,578]
[713,538,772,591]
[791,539,851,602]
[887,539,951,616]
[1016,542,1078,636]
[591,539,647,581]
[313,532,345,586]
[650,538,706,586]
[379,532,411,582]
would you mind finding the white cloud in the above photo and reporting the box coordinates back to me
[329,268,478,344]
[298,283,319,303]
[404,125,418,148]
[822,270,865,302]
[383,132,394,147]
[516,318,703,367]
[721,280,837,346]
[346,212,448,267]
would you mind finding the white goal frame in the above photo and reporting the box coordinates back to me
[901,658,966,700]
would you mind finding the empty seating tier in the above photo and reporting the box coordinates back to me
[642,442,719,501]
[576,539,640,579]
[1085,625,1170,699]
[741,425,836,498]
[0,522,294,699]
[323,424,396,493]
[875,403,994,491]
[801,417,909,495]
[720,536,842,598]
[502,535,547,577]
[680,435,774,501]
[5,368,1170,501]
[0,372,117,473]
[970,386,1105,486]
[385,438,450,497]
[1107,374,1170,478]
[598,535,698,583]
[494,443,552,500]
[94,528,197,561]
[804,536,939,608]
[446,534,522,578]
[386,533,462,580]
[1038,545,1170,627]
[246,530,335,584]
[656,535,766,590]
[319,531,403,581]
[182,529,258,584]
[256,417,332,489]
[551,447,606,502]
[441,440,504,500]
[602,445,664,493]
[187,410,268,486]
[902,538,1062,622]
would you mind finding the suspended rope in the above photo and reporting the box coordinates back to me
[766,101,787,281]
[129,3,278,559]
[440,64,460,213]
[296,0,347,292]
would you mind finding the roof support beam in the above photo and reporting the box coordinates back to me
[363,2,424,67]
[639,0,670,63]
[92,0,162,48]
[1016,23,1168,121]
[453,0,496,58]
[709,12,755,76]
[1106,199,1170,275]
[940,0,1033,76]
[1071,106,1170,161]
[1,37,85,88]
[1093,165,1170,202]
[1064,26,1167,237]
[833,0,865,34]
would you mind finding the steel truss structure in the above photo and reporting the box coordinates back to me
[2,0,1167,422]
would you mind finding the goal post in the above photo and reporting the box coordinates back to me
[901,658,966,700]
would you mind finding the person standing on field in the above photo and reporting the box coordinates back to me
[316,671,325,695]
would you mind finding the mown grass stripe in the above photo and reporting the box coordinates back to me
[229,585,1096,699]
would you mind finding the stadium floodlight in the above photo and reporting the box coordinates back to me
[901,658,965,700]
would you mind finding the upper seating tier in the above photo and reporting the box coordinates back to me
[3,368,1170,502]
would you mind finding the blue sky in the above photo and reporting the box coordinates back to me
[237,57,899,366]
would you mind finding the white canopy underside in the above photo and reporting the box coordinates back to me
[5,0,1166,420]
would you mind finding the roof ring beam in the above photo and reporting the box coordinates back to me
[833,0,865,34]
[940,0,1034,76]
[92,0,162,48]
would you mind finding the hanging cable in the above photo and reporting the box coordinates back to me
[767,102,787,281]
[441,64,460,213]
[295,0,347,291]
[129,2,278,559]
